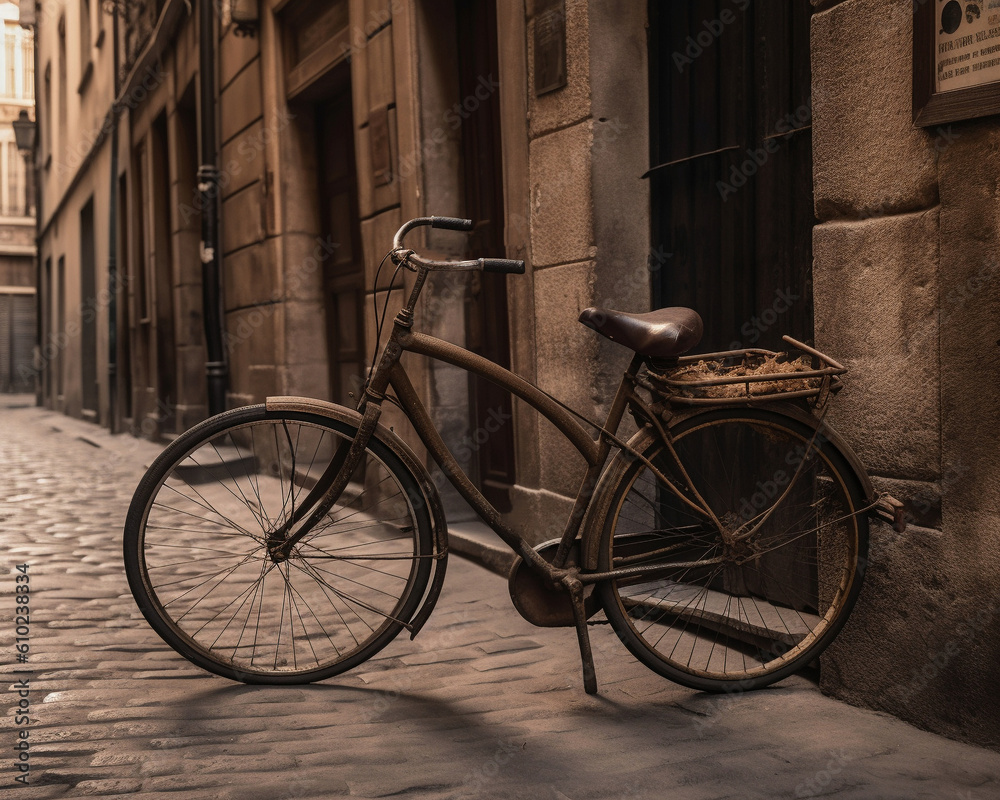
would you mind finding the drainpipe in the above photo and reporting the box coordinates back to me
[107,4,119,432]
[199,0,226,415]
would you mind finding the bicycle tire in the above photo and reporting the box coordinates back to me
[595,406,869,693]
[124,404,435,684]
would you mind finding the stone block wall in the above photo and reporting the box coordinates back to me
[218,21,269,409]
[811,0,1000,749]
[520,0,599,522]
[502,0,651,540]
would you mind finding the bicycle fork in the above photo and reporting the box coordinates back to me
[266,303,408,561]
[265,401,383,562]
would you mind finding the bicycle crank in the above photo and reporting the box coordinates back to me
[508,539,600,627]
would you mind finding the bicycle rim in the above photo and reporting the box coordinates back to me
[124,407,433,683]
[598,408,868,692]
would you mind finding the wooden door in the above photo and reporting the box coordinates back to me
[151,113,176,431]
[456,0,516,510]
[649,1,817,611]
[649,1,814,351]
[316,86,364,405]
[80,197,98,416]
[0,293,35,393]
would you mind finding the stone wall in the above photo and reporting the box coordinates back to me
[812,0,1000,749]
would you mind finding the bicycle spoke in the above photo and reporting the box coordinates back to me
[601,411,866,689]
[126,410,434,682]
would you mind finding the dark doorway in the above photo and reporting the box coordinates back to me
[455,0,516,510]
[80,197,99,416]
[118,172,132,423]
[0,293,35,393]
[151,112,176,431]
[314,66,365,406]
[57,255,65,399]
[648,1,814,352]
[43,256,51,400]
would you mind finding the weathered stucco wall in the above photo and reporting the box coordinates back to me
[812,0,1000,749]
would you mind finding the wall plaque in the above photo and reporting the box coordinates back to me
[534,0,566,96]
[914,0,1000,125]
[369,105,392,187]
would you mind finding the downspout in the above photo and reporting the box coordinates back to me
[107,4,119,432]
[30,9,40,407]
[199,0,226,415]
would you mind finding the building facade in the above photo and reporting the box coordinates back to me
[0,0,34,393]
[27,0,1000,749]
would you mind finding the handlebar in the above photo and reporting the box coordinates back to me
[430,216,474,232]
[391,217,526,274]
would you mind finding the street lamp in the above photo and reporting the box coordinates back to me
[12,109,35,215]
[12,108,34,152]
[231,0,259,37]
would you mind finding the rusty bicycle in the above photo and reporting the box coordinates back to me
[124,216,905,694]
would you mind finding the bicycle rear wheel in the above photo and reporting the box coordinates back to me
[596,407,868,692]
[124,405,434,683]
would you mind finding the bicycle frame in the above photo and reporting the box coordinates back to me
[383,327,641,582]
[128,215,905,694]
[268,264,736,588]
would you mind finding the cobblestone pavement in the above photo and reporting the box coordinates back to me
[3,396,1000,799]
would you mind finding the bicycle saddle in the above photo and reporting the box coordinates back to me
[578,306,703,358]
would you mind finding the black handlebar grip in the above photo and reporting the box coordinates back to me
[430,216,474,232]
[480,258,526,274]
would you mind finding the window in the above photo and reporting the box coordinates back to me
[0,22,32,99]
[1,138,27,217]
[22,28,31,96]
[4,25,14,95]
[58,17,66,135]
[79,0,92,90]
[42,61,49,163]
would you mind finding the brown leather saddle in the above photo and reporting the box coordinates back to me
[578,306,703,359]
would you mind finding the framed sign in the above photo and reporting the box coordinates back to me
[534,0,567,96]
[914,0,1000,126]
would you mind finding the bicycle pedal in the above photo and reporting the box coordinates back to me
[870,494,906,533]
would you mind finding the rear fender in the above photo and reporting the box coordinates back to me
[265,396,449,638]
[582,402,880,571]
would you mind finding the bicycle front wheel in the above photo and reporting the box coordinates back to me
[596,407,869,692]
[124,405,434,684]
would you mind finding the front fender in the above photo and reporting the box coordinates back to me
[265,396,449,639]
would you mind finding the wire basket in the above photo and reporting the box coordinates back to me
[646,336,846,408]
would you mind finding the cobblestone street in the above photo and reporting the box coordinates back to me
[3,396,1000,799]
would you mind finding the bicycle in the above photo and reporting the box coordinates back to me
[123,216,905,695]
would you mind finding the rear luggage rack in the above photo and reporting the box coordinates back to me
[646,335,846,409]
